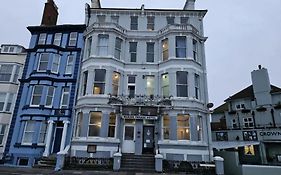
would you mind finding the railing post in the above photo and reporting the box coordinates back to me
[214,156,224,175]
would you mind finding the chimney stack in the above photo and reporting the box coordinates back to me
[184,0,196,10]
[251,66,272,106]
[41,0,58,26]
[91,0,101,8]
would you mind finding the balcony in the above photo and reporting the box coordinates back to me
[108,94,172,107]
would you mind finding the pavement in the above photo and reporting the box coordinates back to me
[0,166,190,175]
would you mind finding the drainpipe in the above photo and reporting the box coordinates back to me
[270,109,276,128]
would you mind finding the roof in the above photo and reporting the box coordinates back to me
[225,85,281,102]
[213,103,228,114]
[27,24,86,33]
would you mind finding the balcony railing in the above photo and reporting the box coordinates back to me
[108,94,172,106]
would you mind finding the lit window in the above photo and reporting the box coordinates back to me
[195,74,200,99]
[45,86,55,107]
[130,16,138,30]
[162,39,169,61]
[129,42,137,62]
[93,69,106,95]
[0,64,13,82]
[108,113,116,137]
[98,35,109,56]
[51,54,60,73]
[161,74,169,97]
[65,55,74,74]
[38,53,49,72]
[244,145,255,156]
[177,114,190,140]
[38,121,47,144]
[163,115,170,139]
[22,121,36,145]
[88,112,102,137]
[128,76,136,98]
[166,16,175,25]
[216,132,228,141]
[68,32,77,46]
[114,38,122,60]
[60,87,70,109]
[146,76,154,96]
[176,71,188,97]
[76,112,83,137]
[243,131,257,141]
[193,39,198,61]
[38,33,47,45]
[82,71,88,96]
[112,72,120,96]
[0,124,7,145]
[147,16,155,31]
[146,42,154,63]
[53,33,62,46]
[176,36,186,58]
[31,85,43,106]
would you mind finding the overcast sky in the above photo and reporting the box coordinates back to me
[0,0,280,108]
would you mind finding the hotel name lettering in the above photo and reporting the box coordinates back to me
[259,131,281,137]
[122,115,158,120]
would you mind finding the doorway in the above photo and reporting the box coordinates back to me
[143,126,154,154]
[52,122,63,154]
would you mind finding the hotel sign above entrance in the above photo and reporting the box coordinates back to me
[122,115,158,120]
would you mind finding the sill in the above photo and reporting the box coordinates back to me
[0,111,12,114]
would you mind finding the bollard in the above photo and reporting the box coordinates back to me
[113,152,122,171]
[214,156,224,175]
[155,154,163,172]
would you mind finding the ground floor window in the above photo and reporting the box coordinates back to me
[22,121,36,145]
[38,121,47,144]
[88,112,102,137]
[163,115,170,139]
[76,112,83,137]
[177,114,190,140]
[108,113,116,138]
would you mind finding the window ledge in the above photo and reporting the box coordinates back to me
[73,137,120,143]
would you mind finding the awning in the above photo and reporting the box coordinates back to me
[212,141,260,149]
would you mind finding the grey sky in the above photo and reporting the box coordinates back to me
[0,0,280,107]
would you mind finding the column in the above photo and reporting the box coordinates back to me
[43,120,54,157]
[60,120,70,152]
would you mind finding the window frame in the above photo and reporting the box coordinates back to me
[45,86,55,107]
[128,75,136,98]
[38,33,47,45]
[108,113,116,138]
[30,85,43,106]
[243,117,254,128]
[161,74,169,97]
[82,71,88,96]
[65,55,74,75]
[129,42,137,62]
[146,76,155,96]
[176,36,187,58]
[0,64,14,82]
[177,114,190,140]
[163,114,170,140]
[0,124,7,145]
[5,93,14,112]
[130,16,138,30]
[176,71,188,97]
[86,36,92,58]
[162,39,169,61]
[76,112,83,137]
[22,121,36,145]
[37,53,49,72]
[0,93,6,111]
[114,37,122,60]
[195,74,200,100]
[147,16,155,31]
[51,54,61,74]
[38,121,47,145]
[93,69,106,95]
[53,33,62,46]
[112,72,120,96]
[88,112,102,137]
[166,16,175,25]
[98,34,109,56]
[68,32,78,47]
[146,42,155,63]
[60,87,70,109]
[193,39,198,61]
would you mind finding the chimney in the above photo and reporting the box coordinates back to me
[91,0,101,8]
[251,66,272,106]
[184,0,196,10]
[41,0,58,26]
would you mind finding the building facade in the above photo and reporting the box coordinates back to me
[5,0,85,166]
[0,44,26,161]
[71,0,213,165]
[212,66,281,166]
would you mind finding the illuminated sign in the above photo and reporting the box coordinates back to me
[122,115,158,120]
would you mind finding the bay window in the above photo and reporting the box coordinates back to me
[45,86,55,107]
[162,39,169,61]
[93,69,106,95]
[65,55,74,74]
[163,115,170,139]
[88,112,102,137]
[60,87,70,109]
[98,35,109,56]
[38,121,47,144]
[112,72,120,96]
[108,113,116,137]
[38,53,49,72]
[176,36,186,58]
[114,37,122,60]
[176,71,188,97]
[31,85,43,106]
[51,54,60,73]
[161,74,169,97]
[0,64,13,81]
[22,121,36,145]
[177,114,190,140]
[195,74,200,99]
[76,112,83,137]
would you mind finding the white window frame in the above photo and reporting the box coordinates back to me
[146,42,155,63]
[53,33,62,46]
[147,16,155,31]
[38,121,47,145]
[176,36,187,58]
[68,32,77,46]
[86,36,92,58]
[161,73,169,97]
[76,112,83,137]
[60,87,70,109]
[129,42,137,62]
[38,33,47,45]
[98,35,109,56]
[31,85,43,106]
[114,37,122,60]
[177,114,190,140]
[162,114,170,140]
[0,124,7,145]
[195,74,200,100]
[5,93,14,112]
[146,76,154,96]
[112,72,120,96]
[88,112,102,137]
[45,86,55,107]
[108,113,116,138]
[37,53,49,72]
[130,16,138,30]
[162,39,169,61]
[65,55,74,75]
[176,71,188,97]
[243,117,254,128]
[127,75,136,98]
[51,54,61,74]
[13,65,20,83]
[0,64,14,82]
[193,39,198,61]
[93,69,106,95]
[22,121,36,145]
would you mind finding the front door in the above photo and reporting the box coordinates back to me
[122,124,135,153]
[143,126,154,154]
[52,122,63,154]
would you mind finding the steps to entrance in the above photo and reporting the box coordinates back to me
[33,155,56,169]
[120,153,155,172]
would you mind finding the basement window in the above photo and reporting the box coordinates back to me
[18,158,29,166]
